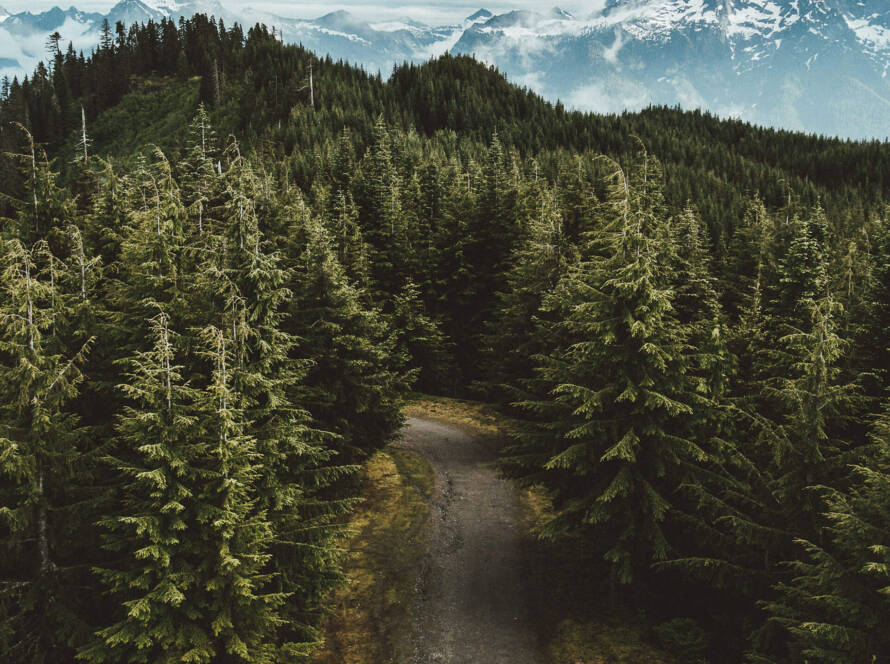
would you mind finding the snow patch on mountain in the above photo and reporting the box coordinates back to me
[726,0,797,39]
[597,0,720,40]
[845,13,890,51]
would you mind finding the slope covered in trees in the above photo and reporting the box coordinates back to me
[2,12,890,664]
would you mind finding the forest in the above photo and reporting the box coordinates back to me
[2,12,890,664]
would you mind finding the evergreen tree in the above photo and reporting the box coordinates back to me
[1,128,76,244]
[82,315,283,664]
[481,186,574,402]
[0,238,94,662]
[357,118,408,298]
[505,157,707,585]
[325,189,370,292]
[283,196,406,464]
[763,408,890,664]
[200,147,352,651]
[389,278,453,394]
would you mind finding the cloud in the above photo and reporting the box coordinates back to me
[1,17,99,80]
[565,78,652,114]
[602,26,623,64]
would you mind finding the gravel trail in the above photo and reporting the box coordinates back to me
[396,417,543,664]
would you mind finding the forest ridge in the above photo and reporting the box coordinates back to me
[2,12,890,664]
[4,1,890,138]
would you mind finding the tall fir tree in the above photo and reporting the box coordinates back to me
[762,406,890,664]
[0,238,94,663]
[282,195,407,464]
[505,156,708,585]
[82,315,284,664]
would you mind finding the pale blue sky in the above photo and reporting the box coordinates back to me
[0,1,607,24]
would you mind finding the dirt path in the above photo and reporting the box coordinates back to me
[396,417,543,664]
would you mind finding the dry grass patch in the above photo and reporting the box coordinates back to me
[312,448,433,664]
[549,619,676,664]
[403,394,517,449]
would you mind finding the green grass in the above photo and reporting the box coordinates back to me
[312,447,433,664]
[403,393,517,450]
[64,75,243,164]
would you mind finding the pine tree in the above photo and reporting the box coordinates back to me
[389,278,453,394]
[283,196,406,464]
[357,118,408,298]
[670,206,731,409]
[765,210,829,333]
[481,186,574,402]
[505,157,707,585]
[763,409,890,664]
[200,148,353,651]
[82,315,283,664]
[109,150,190,345]
[763,297,862,521]
[0,238,94,662]
[461,132,519,378]
[720,196,775,322]
[673,293,864,660]
[1,127,77,244]
[858,216,890,394]
[325,189,370,292]
[181,105,222,237]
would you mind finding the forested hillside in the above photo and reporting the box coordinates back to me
[2,13,890,664]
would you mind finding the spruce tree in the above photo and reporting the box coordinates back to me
[389,278,453,394]
[325,189,370,293]
[505,157,706,585]
[282,196,406,464]
[200,149,352,651]
[357,118,408,298]
[763,408,890,664]
[0,238,94,662]
[82,315,283,664]
[481,186,574,403]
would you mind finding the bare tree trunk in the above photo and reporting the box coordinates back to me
[80,105,89,163]
[309,60,314,109]
[37,470,52,575]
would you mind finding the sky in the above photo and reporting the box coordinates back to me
[0,1,607,24]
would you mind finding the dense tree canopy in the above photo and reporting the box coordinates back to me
[1,12,890,664]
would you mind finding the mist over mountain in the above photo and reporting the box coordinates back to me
[2,0,889,139]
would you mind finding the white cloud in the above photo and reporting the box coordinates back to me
[602,26,623,63]
[1,17,99,80]
[565,78,652,114]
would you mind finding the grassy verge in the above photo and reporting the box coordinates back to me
[311,447,433,664]
[403,394,516,449]
[520,487,680,664]
[406,394,679,664]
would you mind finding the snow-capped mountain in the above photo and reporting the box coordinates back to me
[2,1,890,139]
[448,1,890,139]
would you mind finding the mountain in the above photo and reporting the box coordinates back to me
[448,0,890,139]
[0,6,102,79]
[2,1,890,138]
[104,0,166,26]
[467,9,493,22]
